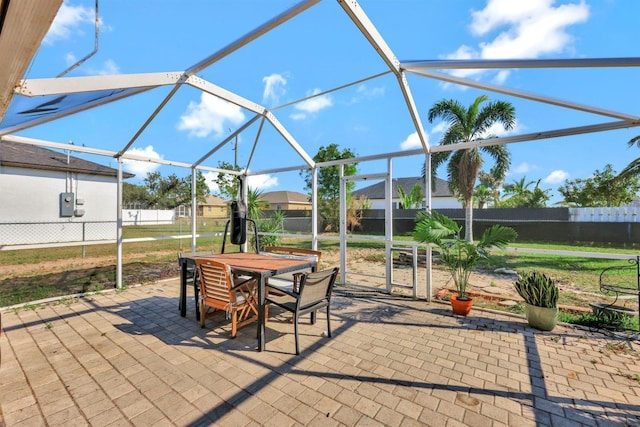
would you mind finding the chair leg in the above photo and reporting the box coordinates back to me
[294,314,300,355]
[326,306,332,338]
[194,278,200,321]
[199,301,205,328]
[231,311,238,338]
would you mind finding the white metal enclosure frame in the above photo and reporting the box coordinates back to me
[0,0,639,291]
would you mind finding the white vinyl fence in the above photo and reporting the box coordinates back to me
[569,207,640,223]
[122,209,175,225]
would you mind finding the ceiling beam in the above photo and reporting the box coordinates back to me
[0,0,62,119]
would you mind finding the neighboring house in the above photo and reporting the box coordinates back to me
[261,191,311,211]
[198,195,229,219]
[352,176,462,209]
[0,141,133,245]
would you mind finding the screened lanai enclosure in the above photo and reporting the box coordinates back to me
[1,0,639,297]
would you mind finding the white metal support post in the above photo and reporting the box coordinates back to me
[312,167,318,250]
[424,155,432,301]
[339,164,347,285]
[384,158,393,293]
[116,159,123,289]
[191,168,197,252]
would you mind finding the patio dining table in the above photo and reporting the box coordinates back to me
[179,251,317,351]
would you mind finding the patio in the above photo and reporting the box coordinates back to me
[1,279,639,426]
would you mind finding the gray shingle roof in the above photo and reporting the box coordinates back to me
[0,141,132,178]
[352,176,453,199]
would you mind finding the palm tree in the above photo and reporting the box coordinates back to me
[247,187,269,219]
[503,176,536,198]
[427,95,515,241]
[413,210,517,300]
[618,135,640,178]
[473,185,491,209]
[397,183,423,209]
[502,177,551,208]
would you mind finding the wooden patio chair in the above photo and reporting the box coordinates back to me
[266,267,339,355]
[195,258,259,338]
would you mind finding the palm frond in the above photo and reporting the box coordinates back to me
[413,210,460,244]
[628,134,640,148]
[618,158,640,179]
[477,225,518,250]
[480,144,510,180]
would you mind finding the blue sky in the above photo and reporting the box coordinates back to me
[13,0,640,204]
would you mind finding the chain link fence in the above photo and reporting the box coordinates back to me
[0,221,117,245]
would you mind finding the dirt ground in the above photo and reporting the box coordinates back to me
[0,247,522,304]
[321,248,522,300]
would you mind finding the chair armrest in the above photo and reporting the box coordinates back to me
[266,282,299,298]
[232,277,257,290]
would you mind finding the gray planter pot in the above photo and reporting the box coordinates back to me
[525,303,558,331]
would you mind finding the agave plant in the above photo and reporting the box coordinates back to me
[413,211,517,300]
[514,271,559,308]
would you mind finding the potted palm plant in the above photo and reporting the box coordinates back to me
[413,211,517,316]
[514,271,559,331]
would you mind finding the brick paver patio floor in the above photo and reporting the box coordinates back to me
[1,279,639,426]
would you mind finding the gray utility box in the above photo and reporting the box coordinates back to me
[60,192,74,217]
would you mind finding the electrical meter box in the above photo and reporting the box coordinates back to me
[60,192,74,217]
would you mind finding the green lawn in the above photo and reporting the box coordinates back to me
[1,225,638,321]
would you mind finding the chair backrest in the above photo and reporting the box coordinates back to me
[195,258,236,305]
[297,267,339,309]
[263,246,322,269]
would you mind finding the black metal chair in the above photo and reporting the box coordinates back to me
[265,267,339,355]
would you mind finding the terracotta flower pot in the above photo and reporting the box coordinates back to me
[450,294,473,316]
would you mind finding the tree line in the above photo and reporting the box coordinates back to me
[123,94,640,244]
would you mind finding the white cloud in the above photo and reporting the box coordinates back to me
[348,83,386,105]
[262,73,287,106]
[400,132,427,151]
[247,174,278,190]
[357,84,385,98]
[122,146,162,177]
[482,119,521,138]
[290,89,332,120]
[178,93,245,138]
[443,0,589,84]
[475,0,589,59]
[96,59,120,75]
[44,2,96,44]
[510,162,534,174]
[289,112,307,121]
[64,52,77,66]
[431,122,448,134]
[544,169,569,184]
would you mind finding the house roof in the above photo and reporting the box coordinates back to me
[353,176,453,199]
[260,190,310,205]
[0,141,132,178]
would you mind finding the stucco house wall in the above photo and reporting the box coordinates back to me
[0,142,130,245]
[353,176,462,210]
[261,191,311,211]
[198,195,229,219]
